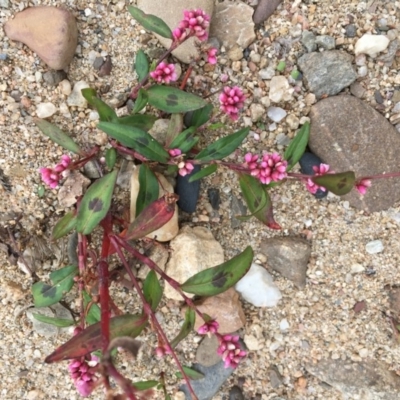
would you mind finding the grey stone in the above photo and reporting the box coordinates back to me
[92,56,105,70]
[228,386,245,400]
[0,0,9,8]
[350,81,366,98]
[297,50,356,98]
[345,24,357,38]
[196,335,220,367]
[301,30,317,52]
[231,195,247,228]
[179,360,236,400]
[306,359,400,400]
[315,35,335,50]
[260,236,311,288]
[309,95,400,212]
[269,366,283,388]
[43,70,67,86]
[209,1,256,50]
[136,0,214,64]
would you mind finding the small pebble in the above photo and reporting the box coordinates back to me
[268,106,287,122]
[345,24,357,38]
[36,102,57,118]
[208,188,220,210]
[365,240,384,254]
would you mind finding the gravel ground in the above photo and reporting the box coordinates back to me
[2,1,400,399]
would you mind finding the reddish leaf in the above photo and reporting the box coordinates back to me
[45,314,148,363]
[125,194,177,241]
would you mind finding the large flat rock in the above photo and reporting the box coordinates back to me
[309,95,400,212]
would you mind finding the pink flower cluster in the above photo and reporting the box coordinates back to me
[68,355,99,397]
[150,62,177,84]
[305,163,331,194]
[39,154,71,189]
[244,152,288,185]
[178,160,194,177]
[198,320,219,335]
[355,178,371,195]
[207,47,218,64]
[168,148,182,157]
[219,86,246,121]
[173,9,210,42]
[217,334,247,369]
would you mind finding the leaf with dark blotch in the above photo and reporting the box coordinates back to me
[184,103,213,128]
[136,164,159,217]
[118,114,156,131]
[82,291,101,325]
[81,88,118,122]
[135,50,149,82]
[180,247,254,296]
[32,265,78,307]
[76,170,118,235]
[175,366,205,380]
[34,119,83,155]
[131,88,149,114]
[284,121,310,171]
[45,314,148,363]
[143,270,163,312]
[170,308,195,349]
[239,174,281,229]
[126,195,177,241]
[98,122,169,163]
[195,127,250,162]
[52,211,77,240]
[32,314,75,328]
[147,86,207,113]
[128,6,172,39]
[312,171,355,196]
[188,164,218,183]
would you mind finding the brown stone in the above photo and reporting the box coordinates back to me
[209,2,256,50]
[260,237,311,288]
[309,95,400,212]
[190,288,246,334]
[136,0,214,64]
[4,6,78,70]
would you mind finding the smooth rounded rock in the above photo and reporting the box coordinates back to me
[36,102,57,118]
[176,164,201,214]
[365,240,384,254]
[355,34,390,56]
[4,6,78,70]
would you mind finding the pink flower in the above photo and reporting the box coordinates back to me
[150,62,177,84]
[39,154,72,189]
[68,355,98,397]
[173,9,210,42]
[244,152,288,185]
[155,344,172,358]
[355,178,371,195]
[207,47,218,64]
[169,148,182,157]
[178,161,194,177]
[198,320,219,335]
[217,334,246,369]
[219,86,245,121]
[305,163,331,194]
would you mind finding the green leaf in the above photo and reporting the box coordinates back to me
[132,381,159,391]
[105,148,117,170]
[188,164,217,183]
[180,247,254,296]
[284,122,310,171]
[170,308,195,349]
[81,88,117,122]
[143,270,163,312]
[136,164,159,217]
[34,119,82,155]
[82,291,101,325]
[147,86,207,113]
[135,50,149,82]
[184,104,213,128]
[32,313,74,328]
[45,314,148,362]
[37,185,45,198]
[51,211,77,240]
[32,265,78,307]
[131,88,149,114]
[239,174,281,229]
[76,170,118,235]
[98,122,169,163]
[128,6,172,39]
[175,366,205,380]
[195,127,250,162]
[209,122,225,130]
[169,126,198,154]
[165,113,184,147]
[312,171,355,196]
[118,114,156,131]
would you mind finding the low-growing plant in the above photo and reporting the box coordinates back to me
[31,6,395,399]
